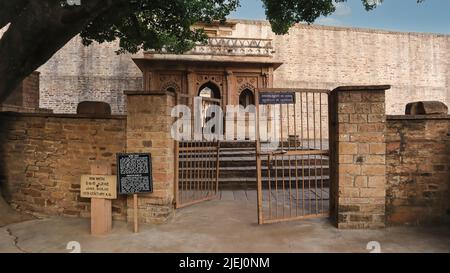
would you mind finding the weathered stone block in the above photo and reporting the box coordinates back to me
[339,143,358,155]
[405,101,448,115]
[386,116,450,225]
[77,101,112,115]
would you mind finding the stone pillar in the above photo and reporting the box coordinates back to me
[125,91,176,224]
[329,85,390,229]
[225,70,234,106]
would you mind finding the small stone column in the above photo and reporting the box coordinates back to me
[329,85,390,229]
[125,91,176,224]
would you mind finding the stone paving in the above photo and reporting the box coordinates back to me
[0,196,449,253]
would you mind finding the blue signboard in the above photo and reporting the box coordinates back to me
[259,92,296,105]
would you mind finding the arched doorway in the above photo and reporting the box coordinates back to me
[198,82,221,99]
[239,89,255,108]
[166,87,176,93]
[198,82,221,136]
[238,89,256,141]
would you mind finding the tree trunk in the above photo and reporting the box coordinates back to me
[0,0,120,103]
[0,189,34,227]
[0,0,123,225]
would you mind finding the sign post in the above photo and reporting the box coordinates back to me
[80,163,117,236]
[133,194,138,233]
[117,153,153,233]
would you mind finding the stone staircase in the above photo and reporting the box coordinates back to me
[178,141,330,191]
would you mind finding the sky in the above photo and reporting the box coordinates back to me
[229,0,450,35]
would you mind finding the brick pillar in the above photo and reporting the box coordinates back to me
[329,85,391,229]
[125,91,176,224]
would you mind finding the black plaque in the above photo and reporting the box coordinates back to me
[117,153,152,194]
[259,92,296,105]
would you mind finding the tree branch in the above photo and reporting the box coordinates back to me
[0,0,124,103]
[0,0,29,29]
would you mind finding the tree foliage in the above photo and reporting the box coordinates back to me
[0,0,424,102]
[263,0,425,34]
[79,0,239,54]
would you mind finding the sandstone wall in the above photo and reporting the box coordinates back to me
[37,36,143,114]
[231,20,450,115]
[9,20,450,115]
[386,115,450,225]
[0,113,128,220]
[329,86,388,229]
[125,92,176,224]
[2,71,40,111]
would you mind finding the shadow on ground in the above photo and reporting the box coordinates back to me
[0,199,449,253]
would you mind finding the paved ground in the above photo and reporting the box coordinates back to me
[1,197,449,253]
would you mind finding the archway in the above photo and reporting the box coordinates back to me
[239,89,255,108]
[161,82,180,93]
[166,87,176,93]
[238,89,256,141]
[198,82,221,99]
[197,82,221,136]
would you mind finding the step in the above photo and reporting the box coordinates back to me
[179,154,330,161]
[180,176,330,183]
[180,159,330,168]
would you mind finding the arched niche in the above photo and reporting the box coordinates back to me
[239,89,255,108]
[198,82,221,99]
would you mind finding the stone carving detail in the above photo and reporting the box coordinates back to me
[160,81,180,93]
[237,76,258,91]
[196,74,224,87]
[262,72,270,88]
[238,82,256,93]
[147,37,274,57]
[159,74,182,92]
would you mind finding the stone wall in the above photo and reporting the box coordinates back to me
[125,91,176,224]
[0,113,128,220]
[232,20,450,115]
[37,36,143,114]
[329,85,389,229]
[34,20,450,115]
[386,115,450,225]
[1,71,41,111]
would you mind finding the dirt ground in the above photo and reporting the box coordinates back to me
[0,196,34,227]
[1,198,449,253]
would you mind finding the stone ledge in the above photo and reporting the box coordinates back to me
[387,115,450,121]
[0,111,127,120]
[258,88,330,93]
[124,90,176,96]
[332,85,391,92]
[227,19,450,37]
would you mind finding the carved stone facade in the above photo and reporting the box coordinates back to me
[133,58,280,107]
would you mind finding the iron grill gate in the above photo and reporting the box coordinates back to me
[255,89,330,224]
[174,94,221,209]
[175,140,220,209]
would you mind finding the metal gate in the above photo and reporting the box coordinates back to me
[255,88,330,224]
[174,94,221,209]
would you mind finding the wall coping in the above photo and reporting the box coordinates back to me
[0,111,127,120]
[124,90,176,97]
[227,19,450,38]
[387,115,450,121]
[332,85,391,92]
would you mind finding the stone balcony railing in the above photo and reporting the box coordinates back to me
[146,37,274,57]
